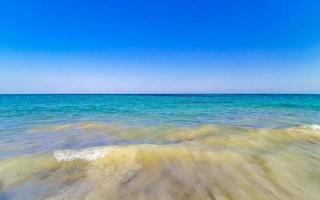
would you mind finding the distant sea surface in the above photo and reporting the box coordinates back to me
[1,94,320,200]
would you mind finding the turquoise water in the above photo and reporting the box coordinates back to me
[1,94,320,200]
[2,94,320,128]
[1,94,319,157]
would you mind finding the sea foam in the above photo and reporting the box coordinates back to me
[310,124,320,130]
[300,124,320,131]
[54,147,110,162]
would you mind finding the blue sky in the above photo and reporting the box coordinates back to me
[0,0,320,93]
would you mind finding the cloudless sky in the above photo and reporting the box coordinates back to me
[0,0,320,93]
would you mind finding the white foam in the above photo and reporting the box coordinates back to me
[54,147,110,162]
[309,124,320,130]
[298,124,320,131]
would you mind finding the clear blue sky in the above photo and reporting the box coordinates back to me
[0,0,320,93]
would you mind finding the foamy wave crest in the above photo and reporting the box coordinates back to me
[300,124,320,131]
[310,124,320,130]
[54,147,110,162]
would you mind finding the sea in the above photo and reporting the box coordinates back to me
[0,94,320,200]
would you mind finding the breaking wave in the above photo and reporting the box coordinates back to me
[2,123,320,200]
[54,147,111,162]
[309,124,320,130]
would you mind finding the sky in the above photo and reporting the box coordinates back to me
[0,0,320,94]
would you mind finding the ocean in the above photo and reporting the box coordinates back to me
[0,94,320,199]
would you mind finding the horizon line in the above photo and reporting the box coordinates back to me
[1,93,320,95]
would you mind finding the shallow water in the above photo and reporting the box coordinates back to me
[0,95,320,199]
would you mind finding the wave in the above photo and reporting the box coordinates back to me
[30,121,320,132]
[54,147,111,162]
[29,122,117,133]
[291,124,320,132]
[29,122,320,149]
[309,124,320,130]
[2,129,320,199]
